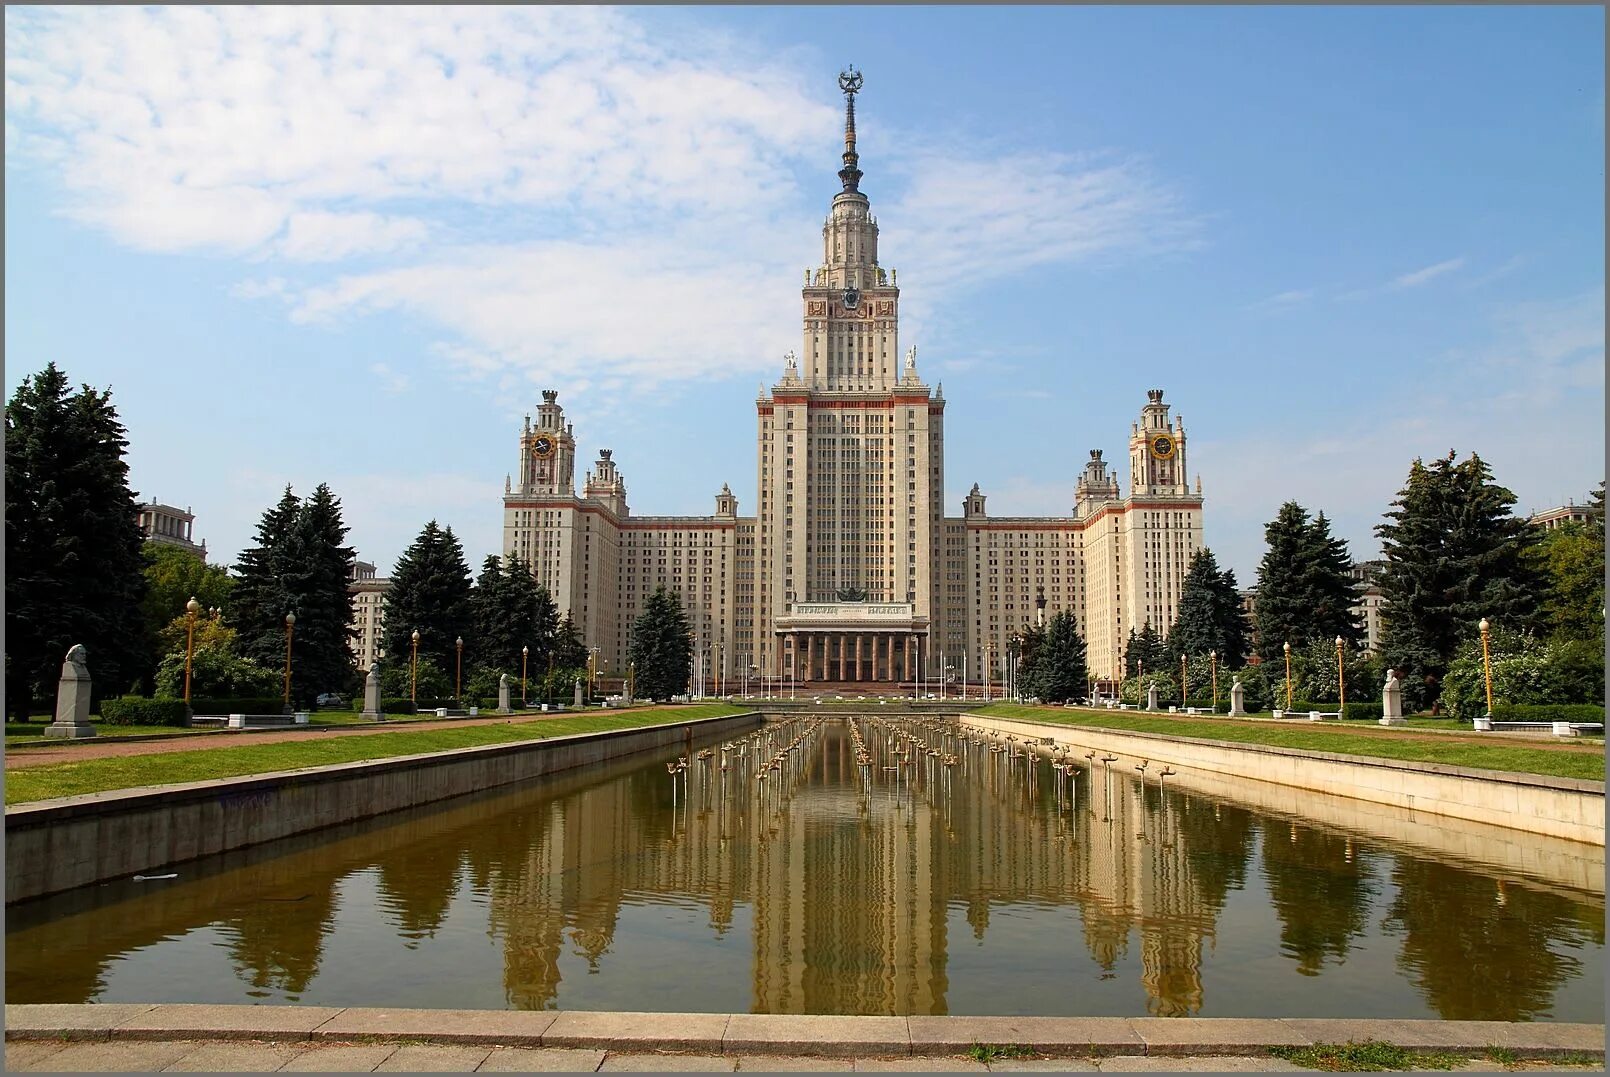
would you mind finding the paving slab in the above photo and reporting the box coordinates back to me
[1,1041,71,1069]
[314,1007,555,1046]
[734,1056,856,1071]
[599,1054,737,1071]
[907,1018,1142,1058]
[1126,1018,1311,1056]
[854,1059,988,1071]
[1092,1057,1309,1072]
[725,1015,910,1058]
[114,1003,347,1041]
[477,1047,607,1071]
[544,1012,732,1053]
[158,1040,302,1070]
[985,1061,1100,1072]
[4,1003,159,1039]
[374,1043,493,1071]
[277,1043,401,1071]
[10,1039,201,1071]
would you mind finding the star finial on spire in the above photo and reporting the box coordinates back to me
[837,66,864,194]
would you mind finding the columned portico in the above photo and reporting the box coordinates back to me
[775,602,928,684]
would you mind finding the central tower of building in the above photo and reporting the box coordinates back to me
[754,67,944,682]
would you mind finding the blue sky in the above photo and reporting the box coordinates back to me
[5,6,1603,587]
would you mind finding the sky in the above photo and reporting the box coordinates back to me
[5,6,1604,587]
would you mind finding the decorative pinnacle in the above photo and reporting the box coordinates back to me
[838,66,863,193]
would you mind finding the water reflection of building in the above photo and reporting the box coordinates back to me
[6,720,1603,1021]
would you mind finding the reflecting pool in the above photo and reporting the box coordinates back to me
[6,717,1604,1018]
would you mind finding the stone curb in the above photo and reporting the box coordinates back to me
[5,1006,1603,1060]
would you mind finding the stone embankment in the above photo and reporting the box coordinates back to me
[3,1005,1603,1072]
[961,713,1605,846]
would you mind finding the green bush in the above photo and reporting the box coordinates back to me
[100,696,190,726]
[479,697,500,711]
[1440,629,1606,720]
[1492,703,1605,724]
[1343,702,1384,720]
[192,696,284,715]
[379,697,417,715]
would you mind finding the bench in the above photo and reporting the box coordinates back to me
[1491,720,1605,737]
[1307,710,1342,722]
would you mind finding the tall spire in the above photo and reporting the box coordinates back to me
[837,66,864,194]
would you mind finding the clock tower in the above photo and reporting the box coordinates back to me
[1130,389,1189,497]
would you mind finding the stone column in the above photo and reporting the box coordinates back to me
[838,634,847,681]
[904,637,913,684]
[854,635,863,681]
[806,634,816,683]
[1380,669,1406,726]
[361,668,384,721]
[44,644,96,740]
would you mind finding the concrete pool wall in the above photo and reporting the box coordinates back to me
[4,709,763,905]
[961,712,1605,847]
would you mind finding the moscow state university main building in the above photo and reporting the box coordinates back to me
[502,73,1204,690]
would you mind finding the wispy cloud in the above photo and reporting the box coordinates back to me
[5,6,1200,395]
[369,362,411,395]
[1247,288,1314,311]
[1393,257,1465,288]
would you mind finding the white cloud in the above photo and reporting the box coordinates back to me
[5,7,1198,393]
[369,362,411,395]
[1248,288,1314,310]
[1393,257,1465,288]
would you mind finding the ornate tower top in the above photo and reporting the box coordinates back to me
[838,66,864,194]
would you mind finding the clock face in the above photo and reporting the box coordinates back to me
[533,436,555,459]
[1150,434,1176,460]
[842,287,860,310]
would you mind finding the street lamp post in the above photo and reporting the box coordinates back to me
[283,612,297,713]
[184,596,201,709]
[1478,617,1495,731]
[455,637,464,702]
[1137,659,1144,706]
[1181,653,1188,708]
[588,646,600,705]
[1335,636,1346,719]
[1209,650,1218,712]
[522,645,529,707]
[410,629,420,704]
[1283,640,1293,713]
[910,634,918,701]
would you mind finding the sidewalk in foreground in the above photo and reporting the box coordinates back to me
[4,1006,1603,1072]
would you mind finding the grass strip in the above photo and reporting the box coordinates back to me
[968,703,1604,782]
[4,703,749,805]
[1270,1040,1466,1071]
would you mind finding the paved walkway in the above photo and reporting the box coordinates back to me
[5,1006,1601,1073]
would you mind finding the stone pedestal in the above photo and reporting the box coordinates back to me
[498,674,511,713]
[360,668,384,722]
[1145,683,1158,711]
[44,645,97,740]
[1228,677,1247,717]
[574,677,585,707]
[1379,668,1407,726]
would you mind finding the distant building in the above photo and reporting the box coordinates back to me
[136,502,207,560]
[1529,501,1594,532]
[349,560,391,673]
[1349,560,1387,654]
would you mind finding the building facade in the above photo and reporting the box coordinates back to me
[349,560,391,674]
[1529,502,1595,532]
[136,501,207,560]
[501,73,1205,690]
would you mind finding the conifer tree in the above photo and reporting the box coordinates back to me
[1377,451,1540,709]
[1253,501,1314,666]
[1303,511,1364,646]
[628,587,692,700]
[1022,610,1088,702]
[1167,548,1249,669]
[5,363,149,717]
[381,521,473,676]
[553,612,588,671]
[288,484,357,699]
[231,486,303,672]
[1124,620,1167,678]
[469,555,559,675]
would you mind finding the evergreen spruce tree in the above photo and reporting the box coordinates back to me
[1023,610,1088,703]
[381,521,473,676]
[231,486,303,672]
[553,612,588,671]
[469,555,559,675]
[1377,452,1540,709]
[628,587,692,700]
[1303,512,1364,646]
[1125,620,1167,678]
[1167,549,1249,669]
[1253,501,1314,666]
[5,363,149,717]
[288,484,357,700]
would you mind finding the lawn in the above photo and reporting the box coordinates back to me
[966,703,1605,782]
[6,721,205,748]
[4,703,750,805]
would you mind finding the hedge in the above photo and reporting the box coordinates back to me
[1493,703,1606,723]
[100,696,191,726]
[479,697,501,712]
[192,696,284,715]
[379,697,417,715]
